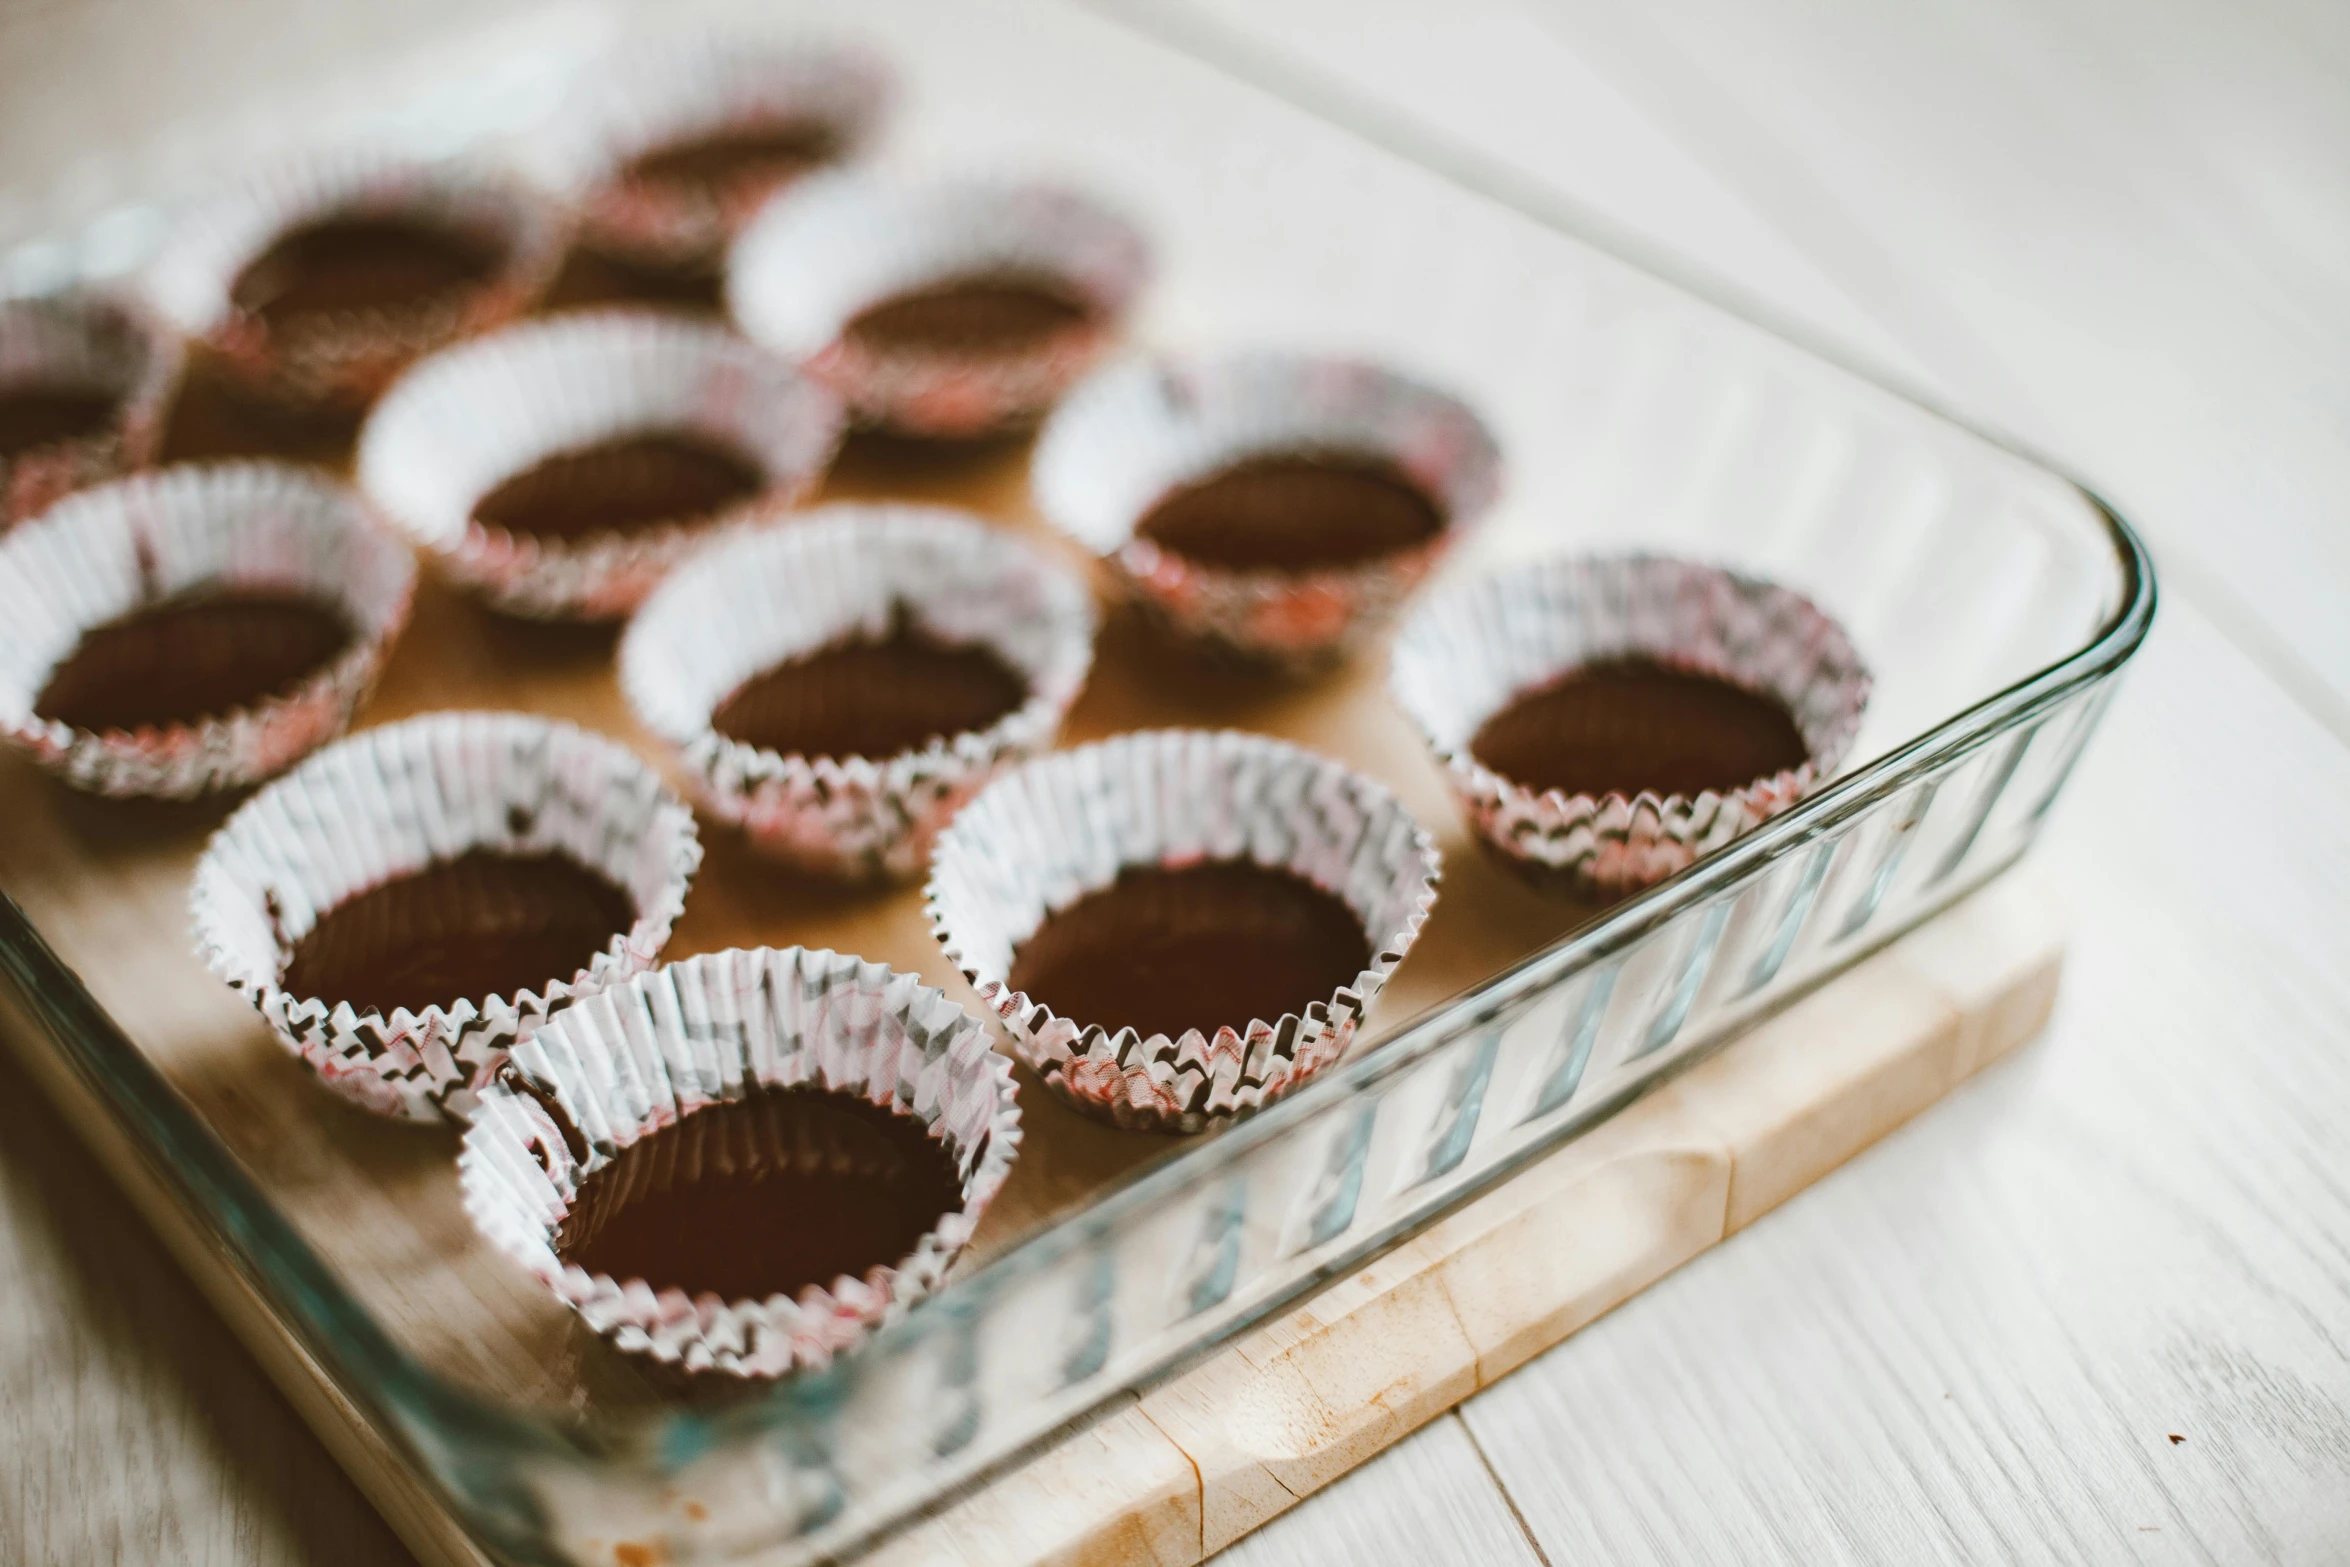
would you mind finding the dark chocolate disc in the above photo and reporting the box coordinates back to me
[1008,860,1371,1041]
[619,121,844,198]
[557,1086,963,1304]
[1135,455,1443,573]
[841,277,1092,358]
[279,848,636,1016]
[0,383,118,457]
[471,432,765,542]
[1469,657,1810,801]
[230,216,503,327]
[710,629,1027,761]
[34,591,353,733]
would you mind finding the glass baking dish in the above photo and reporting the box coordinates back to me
[0,1,2153,1562]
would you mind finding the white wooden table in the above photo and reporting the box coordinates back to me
[5,1,2347,1562]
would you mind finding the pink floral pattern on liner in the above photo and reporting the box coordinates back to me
[927,728,1440,1134]
[1389,551,1872,898]
[0,463,414,799]
[622,504,1096,881]
[1032,351,1503,670]
[358,311,844,620]
[141,149,566,412]
[727,171,1149,437]
[189,712,701,1122]
[0,293,182,530]
[457,946,1021,1379]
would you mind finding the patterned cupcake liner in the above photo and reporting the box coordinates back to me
[142,147,567,412]
[358,310,844,620]
[458,945,1019,1378]
[190,711,702,1122]
[541,29,891,272]
[1389,552,1872,897]
[1031,351,1503,670]
[0,291,183,530]
[0,463,415,798]
[928,728,1440,1134]
[726,170,1150,437]
[621,503,1095,881]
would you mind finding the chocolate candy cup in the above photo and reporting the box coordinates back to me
[459,945,1019,1378]
[727,170,1148,436]
[190,711,701,1121]
[359,311,843,619]
[928,728,1440,1133]
[0,292,182,529]
[621,503,1095,880]
[545,30,889,272]
[1032,350,1502,669]
[0,462,413,798]
[1389,552,1871,896]
[142,148,566,412]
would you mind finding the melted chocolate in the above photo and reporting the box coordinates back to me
[230,216,501,327]
[710,628,1027,761]
[1009,861,1371,1040]
[621,121,843,196]
[540,246,725,314]
[842,277,1092,357]
[0,383,118,456]
[558,1086,964,1304]
[1470,658,1810,800]
[34,591,353,732]
[279,849,636,1015]
[471,433,765,541]
[1136,455,1444,573]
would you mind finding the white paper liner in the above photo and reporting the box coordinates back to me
[726,170,1149,436]
[1031,350,1503,668]
[540,29,891,271]
[927,728,1440,1133]
[458,945,1019,1378]
[1389,552,1872,896]
[0,462,415,798]
[0,291,183,529]
[357,310,845,619]
[190,711,702,1121]
[621,503,1095,881]
[141,147,567,411]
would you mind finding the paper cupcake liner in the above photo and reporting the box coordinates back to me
[1031,351,1503,669]
[0,291,183,530]
[727,171,1150,437]
[1389,552,1872,896]
[928,728,1440,1133]
[622,503,1095,881]
[358,311,845,620]
[542,30,891,272]
[142,148,567,412]
[0,463,415,798]
[458,945,1019,1378]
[190,711,702,1121]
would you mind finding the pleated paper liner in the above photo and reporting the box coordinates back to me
[358,310,844,619]
[542,28,891,275]
[141,147,567,413]
[1389,551,1871,897]
[727,169,1149,437]
[621,503,1095,881]
[1031,349,1502,670]
[0,462,414,798]
[189,710,702,1122]
[0,290,183,529]
[458,945,1020,1379]
[928,728,1440,1134]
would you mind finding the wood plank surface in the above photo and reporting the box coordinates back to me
[2,1,2343,1565]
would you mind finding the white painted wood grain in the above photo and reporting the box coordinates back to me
[1209,1415,1543,1567]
